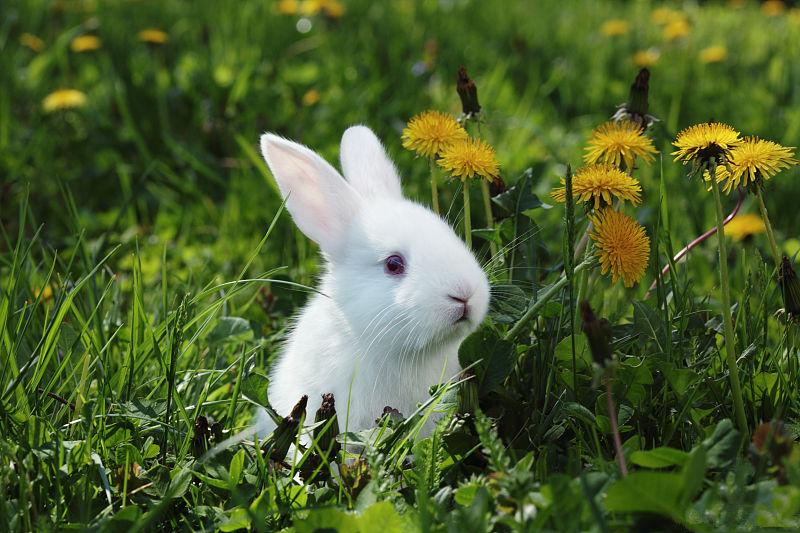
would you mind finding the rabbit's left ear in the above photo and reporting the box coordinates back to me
[340,125,402,199]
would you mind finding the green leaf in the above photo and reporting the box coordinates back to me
[492,169,543,216]
[241,371,270,407]
[296,508,358,533]
[229,449,244,489]
[206,317,253,344]
[678,446,707,507]
[604,472,685,520]
[630,447,689,468]
[458,326,515,393]
[359,502,405,533]
[218,507,251,532]
[701,419,741,470]
[488,284,528,324]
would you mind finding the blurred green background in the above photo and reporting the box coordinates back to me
[3,0,800,286]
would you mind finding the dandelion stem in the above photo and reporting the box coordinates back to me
[646,189,744,296]
[605,373,628,477]
[505,257,595,341]
[709,160,749,437]
[754,186,781,267]
[429,158,440,215]
[463,179,472,248]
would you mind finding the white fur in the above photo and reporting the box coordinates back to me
[259,126,490,434]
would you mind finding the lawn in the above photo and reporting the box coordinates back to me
[2,0,800,531]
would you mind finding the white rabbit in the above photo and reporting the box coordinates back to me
[258,125,490,435]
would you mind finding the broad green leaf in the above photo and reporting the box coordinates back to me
[701,419,741,470]
[241,371,270,407]
[488,284,527,324]
[458,326,515,393]
[604,472,685,520]
[218,508,251,532]
[630,447,689,468]
[206,317,253,344]
[229,449,244,489]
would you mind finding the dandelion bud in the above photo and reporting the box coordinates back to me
[376,406,404,428]
[778,256,800,320]
[456,65,481,117]
[580,301,613,367]
[314,393,340,457]
[457,370,479,414]
[264,395,307,461]
[628,68,649,121]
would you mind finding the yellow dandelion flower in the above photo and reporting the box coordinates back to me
[699,45,727,64]
[71,34,102,53]
[20,33,45,52]
[725,213,767,241]
[402,110,468,158]
[277,0,298,14]
[718,137,798,192]
[320,0,345,17]
[437,138,500,181]
[584,120,657,170]
[600,19,629,37]
[551,164,642,209]
[300,0,322,16]
[34,285,54,301]
[590,209,650,287]
[302,88,320,106]
[633,48,660,67]
[672,122,742,164]
[42,89,87,113]
[651,7,684,25]
[663,18,691,41]
[762,0,786,16]
[138,28,168,44]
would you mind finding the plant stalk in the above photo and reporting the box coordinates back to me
[605,374,628,477]
[463,179,472,248]
[429,158,440,215]
[505,257,595,341]
[754,185,781,267]
[709,160,749,436]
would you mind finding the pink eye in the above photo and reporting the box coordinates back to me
[384,254,405,276]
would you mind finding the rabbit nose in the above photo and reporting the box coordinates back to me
[449,294,470,320]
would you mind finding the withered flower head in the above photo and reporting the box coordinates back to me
[264,395,307,461]
[580,301,613,367]
[613,68,658,129]
[456,65,481,117]
[778,256,800,321]
[314,393,340,457]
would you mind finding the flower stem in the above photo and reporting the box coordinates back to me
[646,189,745,296]
[463,179,472,248]
[429,158,440,215]
[605,373,628,477]
[754,185,781,267]
[505,257,595,342]
[480,179,499,259]
[709,160,749,436]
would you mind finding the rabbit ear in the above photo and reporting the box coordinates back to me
[340,125,402,199]
[260,133,361,256]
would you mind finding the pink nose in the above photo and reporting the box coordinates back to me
[449,294,470,320]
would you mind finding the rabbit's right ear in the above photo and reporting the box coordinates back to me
[340,125,402,199]
[260,134,361,257]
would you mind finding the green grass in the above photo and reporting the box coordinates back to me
[2,0,800,531]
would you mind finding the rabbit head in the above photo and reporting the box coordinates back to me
[259,125,489,363]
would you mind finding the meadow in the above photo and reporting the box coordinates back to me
[2,0,800,530]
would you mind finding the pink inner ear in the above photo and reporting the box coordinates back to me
[261,134,360,257]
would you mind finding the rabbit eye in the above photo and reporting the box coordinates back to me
[384,254,405,276]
